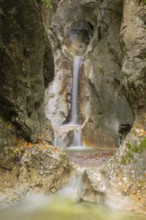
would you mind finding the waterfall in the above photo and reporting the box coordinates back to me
[58,167,85,201]
[70,56,82,124]
[69,56,83,147]
[72,130,82,146]
[55,56,83,148]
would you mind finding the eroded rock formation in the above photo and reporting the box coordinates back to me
[0,0,71,203]
[80,0,146,213]
[44,0,134,148]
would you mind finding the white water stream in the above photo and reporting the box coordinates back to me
[58,167,85,201]
[70,56,82,124]
[70,56,84,147]
[72,130,82,146]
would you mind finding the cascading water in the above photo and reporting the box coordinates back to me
[52,55,83,148]
[72,130,82,146]
[69,56,84,147]
[70,56,82,125]
[58,167,85,201]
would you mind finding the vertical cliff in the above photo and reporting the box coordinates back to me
[0,0,54,153]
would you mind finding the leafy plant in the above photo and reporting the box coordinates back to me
[41,0,52,8]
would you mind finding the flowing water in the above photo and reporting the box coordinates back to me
[0,167,145,219]
[58,167,85,201]
[69,56,85,148]
[70,56,82,125]
[72,130,82,146]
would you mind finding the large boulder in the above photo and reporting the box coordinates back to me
[0,144,71,205]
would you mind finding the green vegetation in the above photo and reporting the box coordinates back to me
[121,149,134,165]
[99,67,105,75]
[41,0,52,8]
[121,137,146,165]
[127,137,146,153]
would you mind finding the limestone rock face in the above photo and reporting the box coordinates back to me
[0,0,54,150]
[0,145,71,205]
[121,0,146,112]
[80,0,146,213]
[81,113,146,214]
[44,0,134,148]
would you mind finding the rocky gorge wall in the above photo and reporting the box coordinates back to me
[43,0,146,213]
[0,1,54,148]
[0,0,146,214]
[0,0,54,159]
[79,0,146,213]
[0,0,71,203]
[44,0,134,148]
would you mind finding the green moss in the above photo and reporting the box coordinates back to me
[121,150,134,165]
[121,156,127,165]
[41,0,52,8]
[140,137,146,150]
[121,137,146,165]
[99,67,105,75]
[126,137,146,153]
